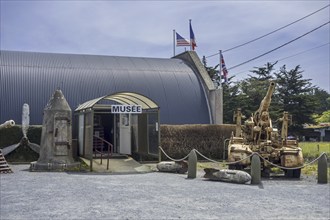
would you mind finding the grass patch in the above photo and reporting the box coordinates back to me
[299,142,330,161]
[197,161,227,170]
[299,142,330,178]
[302,164,330,178]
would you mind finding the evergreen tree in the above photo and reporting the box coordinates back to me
[311,88,330,114]
[238,62,277,120]
[202,56,219,80]
[222,77,243,123]
[274,65,316,130]
[203,59,328,129]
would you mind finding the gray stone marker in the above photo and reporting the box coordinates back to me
[318,153,328,184]
[187,150,197,179]
[30,90,80,171]
[251,154,261,185]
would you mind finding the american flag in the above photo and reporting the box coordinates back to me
[176,32,190,46]
[221,53,228,83]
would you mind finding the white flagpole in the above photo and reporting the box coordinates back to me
[173,29,176,57]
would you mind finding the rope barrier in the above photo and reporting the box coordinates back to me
[159,146,328,171]
[159,146,189,162]
[194,149,253,165]
[254,152,327,170]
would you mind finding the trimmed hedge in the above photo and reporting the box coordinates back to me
[0,125,42,162]
[160,124,235,160]
[1,124,235,162]
[0,125,42,149]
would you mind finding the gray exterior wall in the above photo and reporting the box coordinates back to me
[0,50,212,125]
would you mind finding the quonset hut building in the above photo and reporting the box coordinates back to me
[0,50,222,160]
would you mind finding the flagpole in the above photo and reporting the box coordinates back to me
[219,50,222,88]
[189,19,192,51]
[219,50,223,124]
[173,29,176,57]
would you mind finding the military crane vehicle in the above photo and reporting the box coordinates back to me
[227,81,303,178]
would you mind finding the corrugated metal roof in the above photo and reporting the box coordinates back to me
[0,50,211,125]
[75,92,158,111]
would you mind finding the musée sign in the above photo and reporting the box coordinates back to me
[111,105,142,114]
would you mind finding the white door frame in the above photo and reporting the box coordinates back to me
[119,113,131,155]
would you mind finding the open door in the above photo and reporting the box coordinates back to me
[119,114,131,155]
[75,92,160,160]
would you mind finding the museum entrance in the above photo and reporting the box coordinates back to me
[93,112,132,155]
[74,92,160,166]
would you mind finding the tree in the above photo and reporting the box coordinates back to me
[238,62,278,120]
[311,88,330,114]
[202,56,219,80]
[222,77,243,123]
[248,62,277,80]
[274,65,316,130]
[314,110,330,123]
[202,59,242,123]
[203,59,327,130]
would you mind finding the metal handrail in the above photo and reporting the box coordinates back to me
[93,135,113,170]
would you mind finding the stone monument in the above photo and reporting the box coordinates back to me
[30,90,80,171]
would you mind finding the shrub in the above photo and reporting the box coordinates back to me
[0,125,42,149]
[160,124,235,160]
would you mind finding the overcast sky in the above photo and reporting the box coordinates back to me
[1,1,329,92]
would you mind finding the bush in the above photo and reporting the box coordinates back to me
[0,125,42,149]
[0,125,42,162]
[1,124,236,162]
[160,124,235,160]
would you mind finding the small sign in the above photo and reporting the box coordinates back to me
[111,105,142,114]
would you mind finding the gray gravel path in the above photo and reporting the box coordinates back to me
[1,165,329,220]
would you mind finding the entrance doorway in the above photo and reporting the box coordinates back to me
[74,92,160,163]
[92,112,132,155]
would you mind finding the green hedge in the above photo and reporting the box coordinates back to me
[0,125,42,162]
[160,124,235,160]
[1,124,235,162]
[0,125,42,149]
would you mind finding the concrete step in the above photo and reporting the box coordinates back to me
[80,156,153,174]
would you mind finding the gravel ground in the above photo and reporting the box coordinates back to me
[0,165,329,220]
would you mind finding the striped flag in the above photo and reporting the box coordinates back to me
[176,32,190,46]
[221,53,228,83]
[189,20,197,50]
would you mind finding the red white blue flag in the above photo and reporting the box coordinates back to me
[221,53,228,83]
[189,20,197,50]
[176,32,190,46]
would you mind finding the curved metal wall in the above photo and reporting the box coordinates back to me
[0,50,211,125]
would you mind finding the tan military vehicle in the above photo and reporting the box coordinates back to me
[227,81,304,178]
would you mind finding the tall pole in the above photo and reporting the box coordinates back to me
[219,50,223,124]
[189,19,192,51]
[173,29,176,57]
[219,50,222,89]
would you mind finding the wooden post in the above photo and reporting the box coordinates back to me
[251,154,261,185]
[187,150,197,179]
[318,153,328,184]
